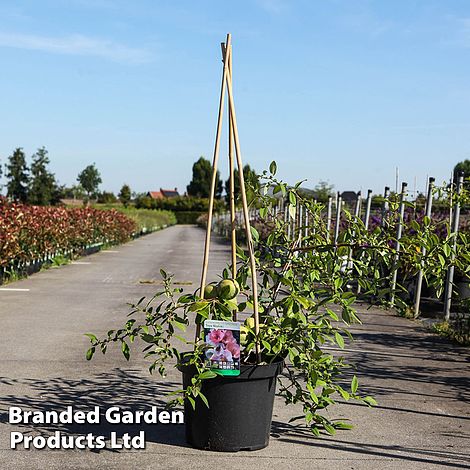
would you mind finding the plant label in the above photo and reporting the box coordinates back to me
[203,320,241,376]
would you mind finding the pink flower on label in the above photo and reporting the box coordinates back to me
[208,329,225,344]
[222,330,234,343]
[226,341,240,359]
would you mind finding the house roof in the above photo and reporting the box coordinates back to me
[147,188,180,199]
[340,191,359,202]
[160,188,179,198]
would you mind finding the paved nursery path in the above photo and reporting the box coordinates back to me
[0,225,468,469]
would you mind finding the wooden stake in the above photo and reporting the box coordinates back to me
[222,41,237,321]
[224,39,261,362]
[195,35,232,341]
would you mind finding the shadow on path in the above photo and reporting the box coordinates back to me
[271,421,470,468]
[0,369,187,450]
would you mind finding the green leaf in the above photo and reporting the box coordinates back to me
[198,391,210,408]
[338,387,350,400]
[121,341,130,361]
[363,396,377,407]
[84,333,97,343]
[141,334,157,343]
[189,301,210,312]
[335,332,345,349]
[443,243,451,257]
[86,347,95,361]
[199,370,218,380]
[326,308,339,321]
[311,426,320,437]
[289,204,296,220]
[269,161,277,175]
[351,375,358,394]
[306,383,319,404]
[289,191,296,206]
[187,395,196,410]
[333,421,354,430]
[250,226,260,243]
[323,423,336,435]
[171,318,187,331]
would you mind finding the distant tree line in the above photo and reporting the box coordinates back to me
[186,156,260,203]
[0,147,131,206]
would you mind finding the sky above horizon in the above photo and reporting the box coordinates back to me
[0,0,469,196]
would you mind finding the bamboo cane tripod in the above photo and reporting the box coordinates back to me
[195,34,261,361]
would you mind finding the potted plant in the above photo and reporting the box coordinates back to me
[85,34,384,451]
[86,165,385,451]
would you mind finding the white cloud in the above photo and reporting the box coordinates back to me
[0,31,153,64]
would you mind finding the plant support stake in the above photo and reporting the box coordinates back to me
[224,35,261,361]
[381,186,390,228]
[326,195,332,239]
[390,182,407,306]
[197,35,231,330]
[414,177,435,318]
[364,189,372,230]
[443,173,464,321]
[334,192,341,246]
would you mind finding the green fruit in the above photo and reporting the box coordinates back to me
[203,283,218,299]
[217,279,240,300]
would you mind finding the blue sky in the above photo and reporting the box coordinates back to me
[0,0,469,196]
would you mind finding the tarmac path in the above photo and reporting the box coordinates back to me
[0,225,468,469]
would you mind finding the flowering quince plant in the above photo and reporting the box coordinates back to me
[86,163,468,436]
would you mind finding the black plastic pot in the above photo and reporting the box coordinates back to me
[180,359,283,452]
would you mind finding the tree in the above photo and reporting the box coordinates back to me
[118,184,132,207]
[453,159,470,183]
[28,147,58,205]
[187,156,223,198]
[77,163,102,199]
[97,191,117,204]
[224,164,259,204]
[312,180,334,203]
[5,147,29,202]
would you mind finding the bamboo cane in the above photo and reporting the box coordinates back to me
[195,36,232,341]
[224,42,238,322]
[224,38,261,361]
[225,43,237,281]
